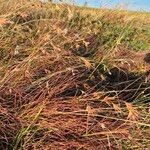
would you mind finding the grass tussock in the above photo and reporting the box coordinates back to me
[0,0,150,149]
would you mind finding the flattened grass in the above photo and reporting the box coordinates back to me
[0,1,150,149]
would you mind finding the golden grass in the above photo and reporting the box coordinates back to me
[0,0,150,149]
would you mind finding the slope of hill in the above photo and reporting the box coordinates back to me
[0,1,150,149]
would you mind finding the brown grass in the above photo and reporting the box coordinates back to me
[0,0,150,150]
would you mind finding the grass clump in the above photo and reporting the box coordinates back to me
[0,0,150,149]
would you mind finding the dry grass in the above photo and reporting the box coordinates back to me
[0,0,150,149]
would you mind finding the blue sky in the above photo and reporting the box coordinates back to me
[73,0,150,11]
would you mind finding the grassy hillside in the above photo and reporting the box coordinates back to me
[0,0,150,149]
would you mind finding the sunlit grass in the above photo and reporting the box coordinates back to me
[0,0,149,149]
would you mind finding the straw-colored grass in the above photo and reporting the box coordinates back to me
[0,0,150,149]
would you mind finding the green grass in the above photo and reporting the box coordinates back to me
[0,0,150,150]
